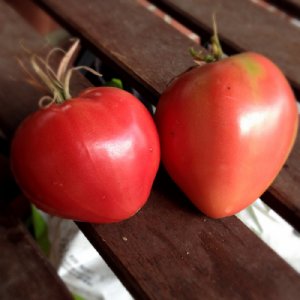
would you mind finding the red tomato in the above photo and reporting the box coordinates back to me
[155,52,298,218]
[11,87,160,223]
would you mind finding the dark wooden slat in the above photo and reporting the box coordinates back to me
[0,154,30,219]
[148,0,300,232]
[0,154,19,205]
[78,171,300,300]
[35,0,196,101]
[0,154,9,182]
[0,1,89,140]
[266,0,300,18]
[0,208,73,300]
[0,2,45,139]
[37,0,300,242]
[1,154,71,300]
[270,0,300,8]
[31,0,300,299]
[263,116,300,232]
[287,0,300,5]
[149,0,300,98]
[0,2,84,299]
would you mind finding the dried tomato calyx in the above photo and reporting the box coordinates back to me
[21,39,101,108]
[190,15,225,65]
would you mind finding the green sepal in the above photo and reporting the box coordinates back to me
[72,293,86,300]
[105,78,123,89]
[31,205,51,256]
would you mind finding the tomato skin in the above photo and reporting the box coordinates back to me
[11,87,160,223]
[155,52,298,218]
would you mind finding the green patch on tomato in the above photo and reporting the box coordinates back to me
[236,55,264,78]
[232,54,266,101]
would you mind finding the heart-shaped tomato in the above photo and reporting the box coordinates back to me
[11,87,160,223]
[155,52,298,218]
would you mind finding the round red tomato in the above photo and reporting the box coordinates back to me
[155,52,298,218]
[11,87,160,223]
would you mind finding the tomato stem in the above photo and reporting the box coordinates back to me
[190,14,225,65]
[211,14,224,60]
[24,39,101,107]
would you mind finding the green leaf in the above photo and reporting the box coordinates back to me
[72,293,86,300]
[105,78,123,89]
[31,205,51,255]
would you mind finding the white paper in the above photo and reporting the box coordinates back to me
[46,217,133,300]
[237,199,300,272]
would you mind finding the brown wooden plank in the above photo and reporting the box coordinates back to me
[30,0,300,299]
[147,0,300,231]
[149,0,300,98]
[0,0,89,140]
[287,0,300,5]
[78,170,300,300]
[35,0,196,101]
[0,2,82,299]
[0,154,30,218]
[37,0,300,239]
[269,0,300,9]
[0,154,19,205]
[0,3,45,139]
[0,208,73,300]
[266,0,300,18]
[146,0,300,231]
[1,154,71,300]
[263,116,300,232]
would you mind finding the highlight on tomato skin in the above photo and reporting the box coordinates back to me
[155,52,298,219]
[11,87,161,223]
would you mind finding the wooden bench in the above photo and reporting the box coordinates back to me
[0,0,300,299]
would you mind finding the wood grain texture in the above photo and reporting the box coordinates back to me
[78,170,300,300]
[33,0,300,298]
[0,2,85,299]
[36,0,196,101]
[0,1,45,139]
[37,0,300,241]
[149,0,300,234]
[0,154,19,206]
[266,0,300,18]
[264,117,300,231]
[150,0,300,97]
[2,1,300,299]
[0,0,89,140]
[0,209,73,300]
